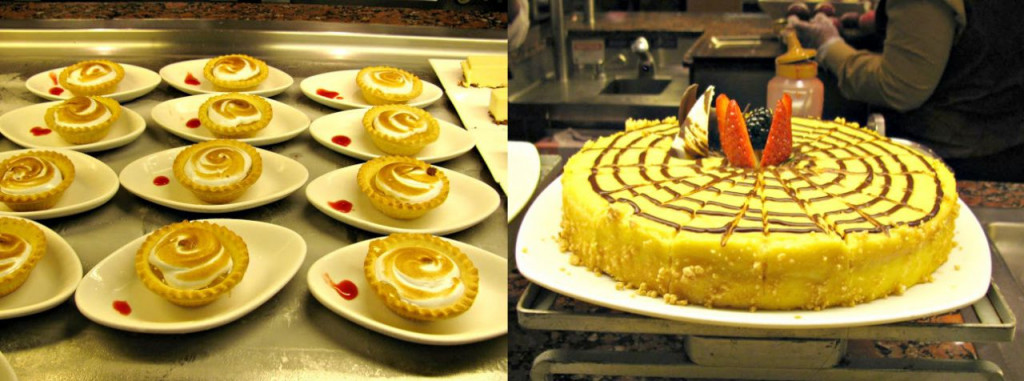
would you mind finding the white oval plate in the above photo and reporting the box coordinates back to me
[0,101,146,153]
[299,70,443,110]
[159,58,294,97]
[150,94,310,146]
[507,141,540,222]
[0,149,119,220]
[75,219,306,334]
[119,146,308,214]
[309,109,475,163]
[0,217,83,320]
[26,64,161,103]
[305,163,499,235]
[0,351,14,381]
[307,237,507,345]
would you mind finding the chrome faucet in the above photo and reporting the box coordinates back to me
[632,36,655,78]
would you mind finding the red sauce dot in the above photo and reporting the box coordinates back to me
[324,273,358,300]
[184,73,201,86]
[30,126,52,136]
[153,176,170,186]
[331,135,352,147]
[49,87,64,96]
[113,300,132,315]
[186,118,201,128]
[316,88,342,99]
[48,72,58,85]
[328,200,353,213]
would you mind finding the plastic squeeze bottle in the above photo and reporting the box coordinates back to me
[768,30,824,118]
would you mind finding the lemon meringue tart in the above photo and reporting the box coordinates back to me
[0,151,76,212]
[365,233,479,321]
[198,93,273,138]
[203,54,269,91]
[136,220,249,307]
[362,105,440,155]
[44,96,121,144]
[357,156,449,219]
[0,217,47,298]
[58,60,125,96]
[173,140,263,204]
[355,66,423,105]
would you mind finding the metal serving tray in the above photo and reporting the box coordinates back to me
[0,20,507,380]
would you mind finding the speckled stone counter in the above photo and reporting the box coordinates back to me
[0,2,507,30]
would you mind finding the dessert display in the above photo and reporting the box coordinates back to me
[460,55,507,88]
[44,96,122,144]
[173,140,263,204]
[135,220,249,307]
[58,60,125,96]
[357,156,449,219]
[361,104,440,155]
[0,217,47,297]
[197,93,273,138]
[488,88,508,125]
[0,151,76,211]
[203,54,269,91]
[364,233,478,320]
[560,87,959,311]
[355,66,423,105]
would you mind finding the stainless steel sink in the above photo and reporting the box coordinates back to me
[600,78,672,95]
[988,222,1024,287]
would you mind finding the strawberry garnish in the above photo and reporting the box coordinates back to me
[760,94,793,167]
[718,100,757,168]
[715,93,730,133]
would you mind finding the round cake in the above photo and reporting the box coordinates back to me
[560,116,959,310]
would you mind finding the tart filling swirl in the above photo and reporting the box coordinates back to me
[210,56,260,82]
[148,226,233,290]
[373,163,443,203]
[0,233,32,278]
[52,96,113,129]
[374,246,464,308]
[208,98,262,127]
[371,108,429,139]
[0,157,64,196]
[184,146,253,187]
[359,68,415,96]
[66,62,117,86]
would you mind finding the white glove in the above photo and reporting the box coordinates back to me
[787,13,841,50]
[510,0,530,49]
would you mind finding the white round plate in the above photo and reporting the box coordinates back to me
[305,163,500,235]
[299,70,444,110]
[74,219,306,334]
[119,146,309,214]
[0,351,14,381]
[307,237,507,345]
[0,217,83,320]
[150,93,310,146]
[26,64,161,103]
[0,101,146,153]
[309,108,475,163]
[159,58,293,97]
[507,141,540,222]
[516,178,992,329]
[0,149,119,220]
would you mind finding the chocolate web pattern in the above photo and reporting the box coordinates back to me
[583,120,945,246]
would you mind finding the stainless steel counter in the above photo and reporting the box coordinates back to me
[0,20,507,380]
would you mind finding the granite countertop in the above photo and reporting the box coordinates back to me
[0,2,507,29]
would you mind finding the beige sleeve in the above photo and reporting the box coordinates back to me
[821,0,961,112]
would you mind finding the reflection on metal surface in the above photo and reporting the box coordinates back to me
[710,35,763,49]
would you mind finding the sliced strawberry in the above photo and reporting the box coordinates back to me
[715,93,730,133]
[760,93,793,167]
[719,100,757,168]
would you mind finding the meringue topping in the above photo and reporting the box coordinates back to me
[52,97,113,129]
[210,56,260,82]
[0,233,32,278]
[184,145,253,187]
[148,226,233,290]
[208,98,262,127]
[374,246,464,308]
[371,109,428,139]
[67,62,117,86]
[0,156,64,196]
[372,163,443,203]
[360,68,415,96]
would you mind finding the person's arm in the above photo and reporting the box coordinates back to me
[821,0,958,112]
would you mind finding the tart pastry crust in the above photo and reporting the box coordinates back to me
[44,96,122,144]
[357,156,449,219]
[173,140,263,204]
[0,217,47,297]
[197,93,273,138]
[361,105,440,155]
[364,233,478,321]
[355,66,423,105]
[58,60,125,96]
[203,54,269,91]
[135,220,249,307]
[0,151,76,212]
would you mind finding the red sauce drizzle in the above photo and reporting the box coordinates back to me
[184,73,201,86]
[328,200,353,213]
[186,118,201,128]
[323,273,358,300]
[113,300,132,315]
[153,176,170,186]
[30,126,52,136]
[49,87,64,96]
[48,72,58,85]
[331,135,352,147]
[316,88,343,99]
